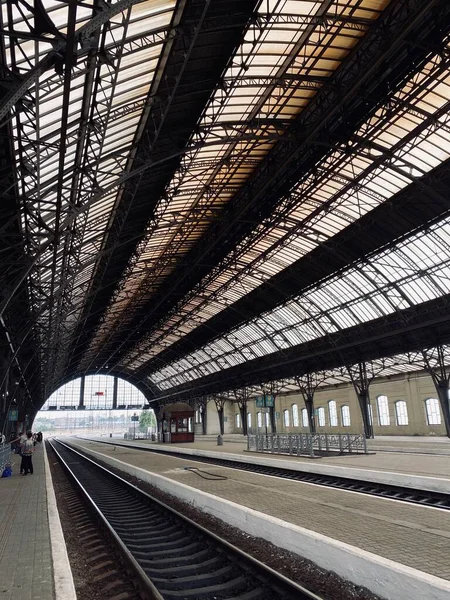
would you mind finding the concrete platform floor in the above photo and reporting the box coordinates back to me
[87,434,450,480]
[69,437,450,582]
[0,446,54,600]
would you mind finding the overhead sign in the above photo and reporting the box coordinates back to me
[255,394,275,408]
[8,409,18,422]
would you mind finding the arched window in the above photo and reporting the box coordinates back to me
[236,413,241,428]
[301,408,309,427]
[376,395,390,426]
[283,409,290,427]
[425,398,441,425]
[317,407,325,427]
[292,404,299,427]
[368,404,373,425]
[341,405,351,427]
[328,401,338,426]
[247,412,252,430]
[395,401,409,426]
[257,411,263,428]
[265,412,270,428]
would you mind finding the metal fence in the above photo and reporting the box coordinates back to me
[247,433,368,457]
[0,444,12,474]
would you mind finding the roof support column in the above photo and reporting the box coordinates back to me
[112,377,118,410]
[233,389,250,436]
[196,397,209,435]
[348,363,374,439]
[422,346,450,438]
[294,373,328,434]
[79,375,85,409]
[212,395,226,436]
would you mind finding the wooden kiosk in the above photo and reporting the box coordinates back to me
[157,402,194,443]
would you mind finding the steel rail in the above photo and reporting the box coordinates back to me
[50,438,323,600]
[79,438,450,511]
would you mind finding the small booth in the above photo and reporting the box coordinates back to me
[157,402,194,443]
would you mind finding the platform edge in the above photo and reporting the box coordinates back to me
[44,443,77,600]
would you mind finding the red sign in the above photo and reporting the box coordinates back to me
[94,391,104,396]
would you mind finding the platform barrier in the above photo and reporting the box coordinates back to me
[247,433,368,457]
[0,444,12,473]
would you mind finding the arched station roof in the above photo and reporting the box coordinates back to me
[1,0,450,413]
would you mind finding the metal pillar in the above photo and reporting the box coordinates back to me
[79,375,85,409]
[357,391,374,440]
[112,376,118,410]
[304,396,316,434]
[348,363,375,439]
[436,383,450,438]
[422,347,450,438]
[213,396,226,436]
[295,373,324,434]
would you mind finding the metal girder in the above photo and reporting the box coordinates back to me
[97,0,450,376]
[150,295,450,403]
[0,0,162,121]
[129,63,450,375]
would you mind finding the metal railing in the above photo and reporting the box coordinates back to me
[0,444,12,474]
[247,433,368,457]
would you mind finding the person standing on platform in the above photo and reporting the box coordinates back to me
[20,431,34,476]
[18,431,27,474]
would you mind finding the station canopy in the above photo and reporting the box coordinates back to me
[1,0,450,408]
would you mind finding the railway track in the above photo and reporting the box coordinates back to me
[50,439,322,600]
[79,438,450,511]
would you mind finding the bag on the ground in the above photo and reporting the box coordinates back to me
[1,465,12,477]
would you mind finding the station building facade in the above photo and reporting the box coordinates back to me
[198,371,448,437]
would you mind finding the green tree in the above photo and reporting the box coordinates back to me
[139,410,156,432]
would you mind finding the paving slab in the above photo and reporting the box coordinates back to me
[0,446,54,600]
[84,434,450,480]
[69,437,450,582]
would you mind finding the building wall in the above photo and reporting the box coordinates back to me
[218,372,447,437]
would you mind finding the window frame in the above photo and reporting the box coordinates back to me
[341,405,351,427]
[376,395,390,426]
[317,407,326,427]
[394,400,409,426]
[328,400,338,427]
[425,398,441,425]
[301,408,309,428]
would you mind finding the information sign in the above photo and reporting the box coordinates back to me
[255,396,265,408]
[265,395,275,408]
[131,415,139,422]
[275,411,280,420]
[255,394,275,408]
[8,409,18,422]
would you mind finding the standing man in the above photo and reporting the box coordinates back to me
[18,430,27,474]
[20,431,34,476]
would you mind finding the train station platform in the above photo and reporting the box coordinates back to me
[69,436,450,600]
[79,434,450,493]
[0,444,75,600]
